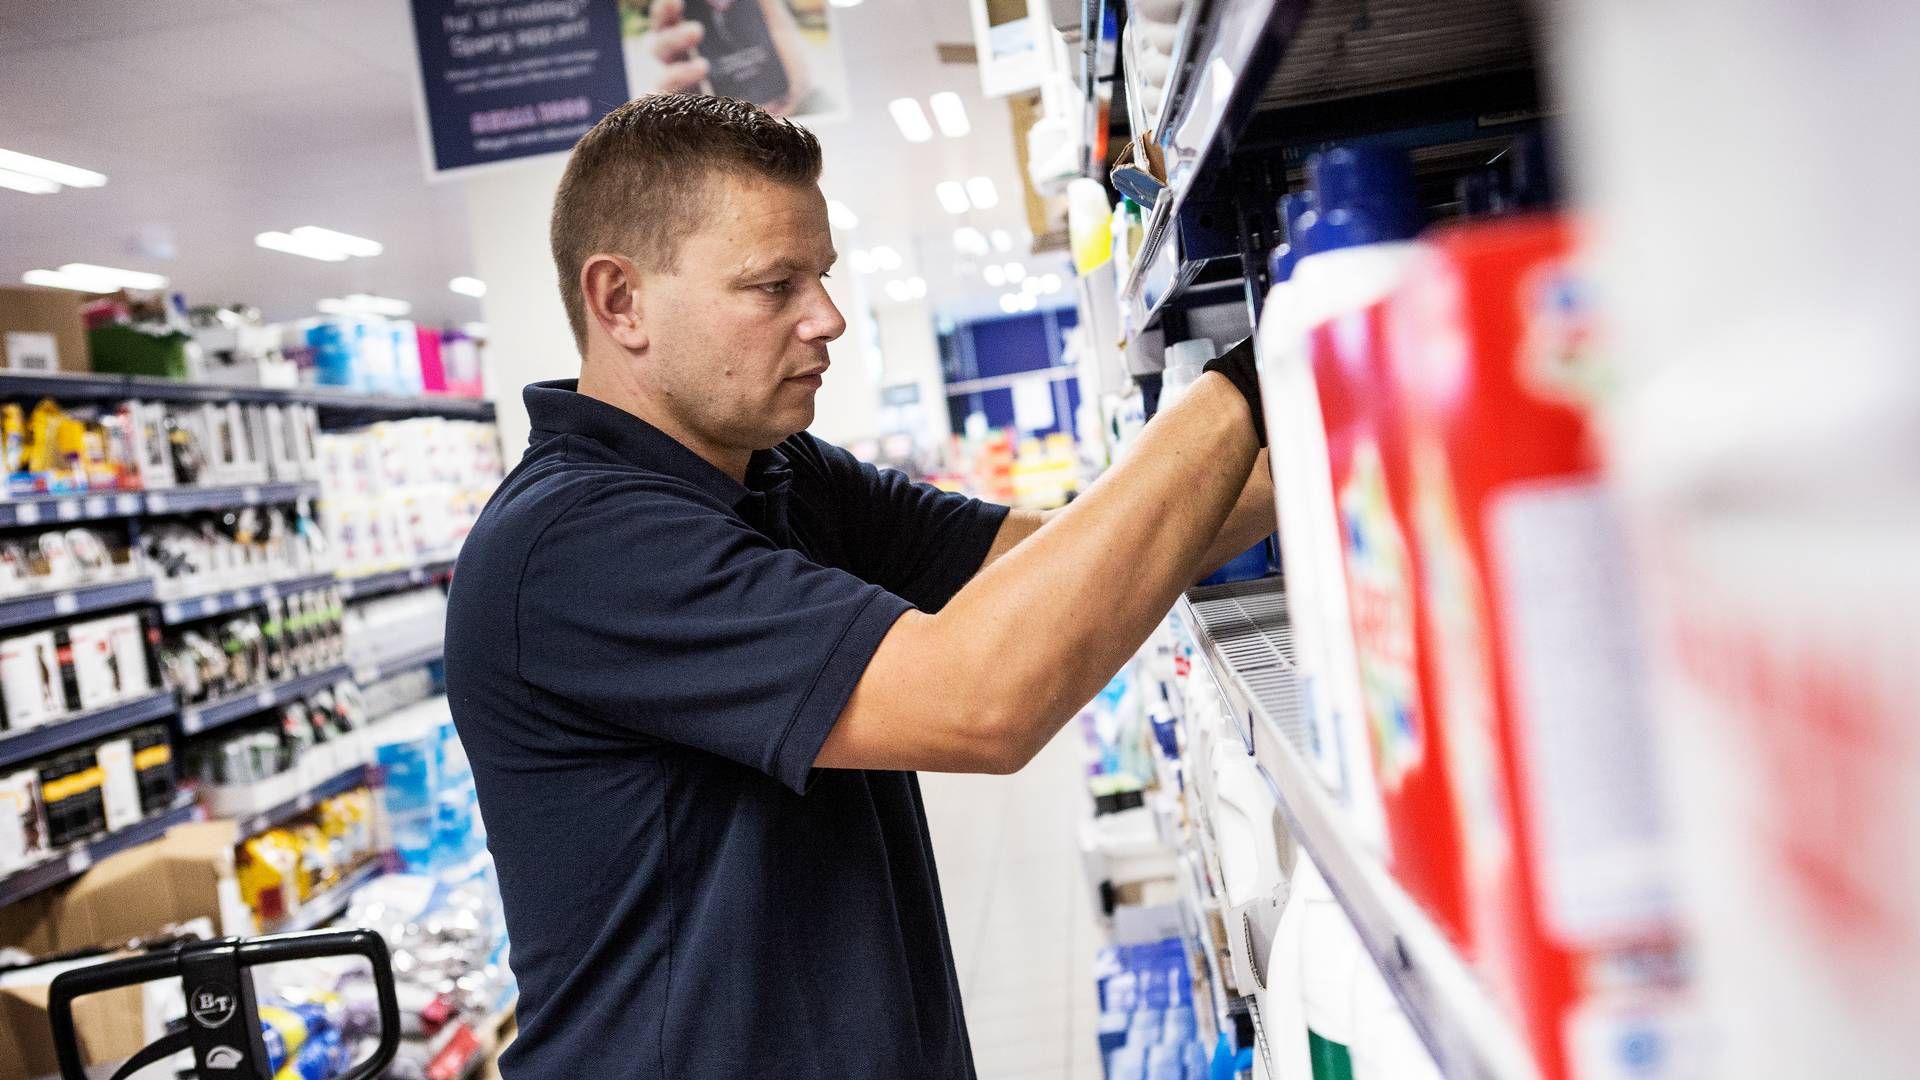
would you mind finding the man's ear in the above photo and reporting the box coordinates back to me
[581,254,649,352]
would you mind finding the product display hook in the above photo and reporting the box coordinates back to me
[46,928,401,1080]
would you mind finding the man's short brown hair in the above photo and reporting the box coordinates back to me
[550,94,823,350]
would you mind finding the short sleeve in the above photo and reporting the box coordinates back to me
[801,437,1011,612]
[516,482,912,793]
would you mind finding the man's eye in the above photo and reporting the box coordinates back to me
[759,281,791,295]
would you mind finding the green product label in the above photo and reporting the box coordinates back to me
[1308,1030,1354,1080]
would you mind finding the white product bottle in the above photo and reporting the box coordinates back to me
[1254,148,1426,852]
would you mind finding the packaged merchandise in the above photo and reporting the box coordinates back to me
[93,736,143,831]
[0,527,141,598]
[66,617,122,710]
[1385,215,1683,1077]
[161,586,346,704]
[130,724,175,815]
[0,767,50,873]
[1,630,66,730]
[316,418,502,574]
[1255,146,1423,865]
[343,587,448,669]
[37,748,105,848]
[1557,6,1920,1076]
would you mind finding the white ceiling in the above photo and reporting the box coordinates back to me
[0,0,1070,329]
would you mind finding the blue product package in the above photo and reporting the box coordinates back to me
[376,733,438,871]
[306,321,354,387]
[1197,537,1277,586]
[1146,1040,1184,1080]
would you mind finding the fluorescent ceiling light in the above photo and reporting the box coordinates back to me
[904,276,927,299]
[1040,273,1063,295]
[0,168,60,195]
[0,148,106,189]
[983,264,1006,287]
[827,200,859,230]
[934,181,969,215]
[318,293,411,318]
[291,225,382,258]
[884,279,911,303]
[888,98,932,143]
[998,293,1020,314]
[828,0,862,6]
[952,227,988,256]
[870,245,902,272]
[965,177,999,210]
[849,249,876,274]
[22,269,115,293]
[989,229,1012,253]
[928,92,970,138]
[449,276,487,298]
[1003,262,1026,283]
[256,230,348,262]
[1018,292,1037,312]
[59,263,170,291]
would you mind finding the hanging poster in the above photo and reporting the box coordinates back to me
[620,0,850,124]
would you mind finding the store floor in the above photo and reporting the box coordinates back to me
[923,725,1103,1080]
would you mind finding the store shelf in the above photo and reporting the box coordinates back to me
[264,857,382,934]
[177,664,353,736]
[0,798,200,908]
[142,481,320,515]
[159,571,337,625]
[351,641,444,686]
[0,690,179,770]
[235,763,374,839]
[1177,578,1536,1080]
[337,559,455,601]
[0,575,156,632]
[1118,0,1537,331]
[0,490,146,529]
[0,372,495,422]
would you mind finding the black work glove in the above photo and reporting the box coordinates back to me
[1202,336,1265,447]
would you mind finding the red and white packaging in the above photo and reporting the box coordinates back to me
[1386,215,1689,1079]
[1305,260,1478,957]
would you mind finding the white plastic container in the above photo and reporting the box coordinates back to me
[1255,149,1427,851]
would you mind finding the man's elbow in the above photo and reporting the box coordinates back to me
[969,698,1062,775]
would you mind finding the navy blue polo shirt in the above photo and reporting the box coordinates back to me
[444,379,1008,1080]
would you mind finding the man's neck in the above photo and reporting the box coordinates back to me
[577,359,752,482]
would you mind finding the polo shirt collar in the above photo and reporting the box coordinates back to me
[523,379,790,513]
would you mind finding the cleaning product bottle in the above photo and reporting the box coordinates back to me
[1255,144,1431,858]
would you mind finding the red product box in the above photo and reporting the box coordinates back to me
[1386,215,1686,1078]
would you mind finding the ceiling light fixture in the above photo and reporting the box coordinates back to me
[291,225,382,258]
[1039,273,1063,295]
[983,264,1006,287]
[22,269,115,293]
[827,0,862,7]
[1018,293,1038,312]
[318,293,412,318]
[952,227,988,256]
[60,263,170,291]
[849,249,876,274]
[1003,262,1026,283]
[989,229,1012,253]
[965,176,999,210]
[887,98,933,143]
[998,293,1020,314]
[904,276,927,299]
[256,231,346,262]
[449,276,488,298]
[928,92,970,138]
[870,245,902,272]
[0,168,60,195]
[827,200,859,230]
[0,148,107,189]
[934,181,969,215]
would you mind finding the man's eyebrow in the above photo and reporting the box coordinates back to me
[735,255,835,280]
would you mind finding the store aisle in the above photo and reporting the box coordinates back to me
[923,727,1104,1080]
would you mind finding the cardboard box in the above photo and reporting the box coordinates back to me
[0,287,89,374]
[0,889,57,957]
[0,977,146,1080]
[50,820,240,952]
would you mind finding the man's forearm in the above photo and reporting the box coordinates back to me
[933,373,1260,758]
